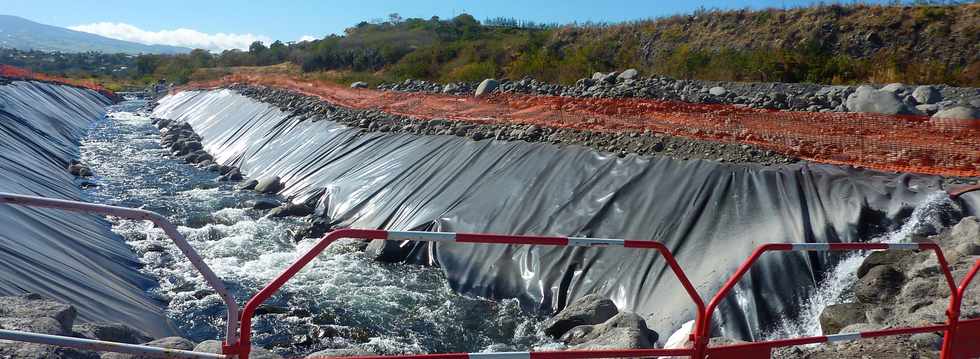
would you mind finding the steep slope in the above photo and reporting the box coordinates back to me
[0,15,190,54]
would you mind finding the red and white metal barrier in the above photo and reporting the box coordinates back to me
[2,192,979,358]
[694,242,978,359]
[234,229,706,359]
[0,192,238,359]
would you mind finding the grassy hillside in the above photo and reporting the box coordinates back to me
[9,2,980,87]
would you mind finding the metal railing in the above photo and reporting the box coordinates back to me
[234,229,706,359]
[2,192,979,358]
[0,192,238,358]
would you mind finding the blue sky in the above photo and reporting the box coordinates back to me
[7,0,889,51]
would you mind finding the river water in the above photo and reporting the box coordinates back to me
[78,100,553,356]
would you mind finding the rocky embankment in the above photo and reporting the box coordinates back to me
[203,84,796,165]
[378,73,980,119]
[0,293,280,359]
[783,216,980,358]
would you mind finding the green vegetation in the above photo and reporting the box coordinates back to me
[4,2,979,88]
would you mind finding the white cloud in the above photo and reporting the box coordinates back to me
[68,22,271,52]
[298,35,317,42]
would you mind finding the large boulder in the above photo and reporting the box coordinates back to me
[708,86,727,96]
[845,86,917,115]
[267,203,314,218]
[254,175,283,194]
[819,302,868,335]
[306,348,375,358]
[932,106,980,120]
[350,81,368,89]
[475,79,499,97]
[73,322,152,344]
[856,250,913,278]
[879,83,906,93]
[0,293,77,334]
[617,69,639,81]
[912,86,941,104]
[562,312,658,350]
[101,337,195,359]
[855,265,905,303]
[542,294,619,338]
[194,340,281,359]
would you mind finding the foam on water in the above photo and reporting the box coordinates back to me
[80,101,554,355]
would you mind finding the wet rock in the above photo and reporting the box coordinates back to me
[217,168,243,182]
[101,337,195,359]
[72,322,152,344]
[254,175,283,194]
[194,340,282,359]
[350,82,368,89]
[932,106,980,120]
[845,86,917,115]
[306,348,375,358]
[240,179,259,191]
[267,202,314,218]
[543,294,619,338]
[912,85,941,104]
[856,250,913,278]
[255,304,289,316]
[252,199,281,210]
[818,302,868,335]
[564,312,658,350]
[855,265,905,303]
[475,79,499,97]
[68,163,93,177]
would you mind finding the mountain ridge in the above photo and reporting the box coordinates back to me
[0,15,190,54]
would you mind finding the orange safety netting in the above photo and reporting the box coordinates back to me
[0,65,115,97]
[188,74,980,178]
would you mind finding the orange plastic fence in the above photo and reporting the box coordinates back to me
[188,74,980,178]
[0,65,115,97]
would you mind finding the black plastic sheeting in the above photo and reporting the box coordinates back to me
[154,89,976,341]
[0,81,174,337]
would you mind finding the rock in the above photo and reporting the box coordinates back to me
[617,69,638,81]
[909,332,943,350]
[72,322,152,344]
[600,72,619,84]
[819,302,868,335]
[240,179,259,191]
[195,340,282,359]
[350,82,368,89]
[856,250,912,278]
[251,199,280,210]
[306,348,375,358]
[101,337,195,359]
[442,83,458,93]
[0,293,77,334]
[475,79,499,97]
[591,72,605,81]
[662,320,695,352]
[543,294,619,338]
[932,106,980,120]
[880,83,905,93]
[217,168,243,182]
[950,217,979,244]
[838,323,882,333]
[69,164,93,177]
[855,265,905,303]
[564,312,658,350]
[708,86,727,96]
[254,175,283,194]
[912,86,941,104]
[845,85,917,115]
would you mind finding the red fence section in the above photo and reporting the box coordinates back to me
[234,231,980,359]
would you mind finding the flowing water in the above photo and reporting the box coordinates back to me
[78,100,554,355]
[764,191,959,340]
